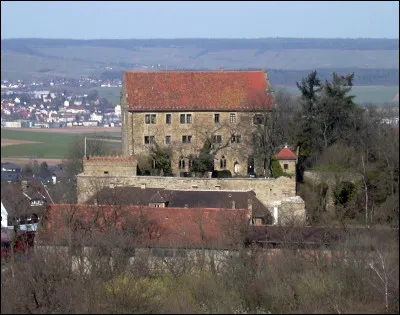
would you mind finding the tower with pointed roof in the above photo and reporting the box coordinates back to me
[275,145,298,176]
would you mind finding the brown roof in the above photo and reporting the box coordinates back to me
[85,187,271,220]
[275,147,297,160]
[1,181,51,218]
[38,204,249,250]
[124,71,274,112]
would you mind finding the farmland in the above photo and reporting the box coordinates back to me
[1,127,122,163]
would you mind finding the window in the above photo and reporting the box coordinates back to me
[145,114,156,124]
[284,164,289,170]
[212,135,222,144]
[253,114,264,125]
[179,158,186,169]
[214,113,220,123]
[180,114,192,124]
[231,134,241,143]
[165,114,171,124]
[144,136,155,144]
[103,171,109,175]
[234,162,239,173]
[165,136,171,144]
[230,113,236,123]
[220,156,227,169]
[188,159,193,168]
[182,135,192,144]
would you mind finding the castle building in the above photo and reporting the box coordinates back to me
[121,70,275,176]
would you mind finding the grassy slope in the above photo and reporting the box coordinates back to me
[1,130,121,158]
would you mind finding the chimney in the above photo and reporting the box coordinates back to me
[220,67,224,72]
[273,206,279,225]
[22,180,28,193]
[247,198,253,222]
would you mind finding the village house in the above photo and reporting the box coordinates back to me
[121,69,275,177]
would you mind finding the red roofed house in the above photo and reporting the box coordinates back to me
[36,204,249,270]
[275,145,298,175]
[121,70,275,176]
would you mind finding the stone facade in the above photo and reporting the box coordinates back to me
[77,171,306,225]
[82,156,137,177]
[75,70,307,226]
[120,70,275,177]
[277,159,296,175]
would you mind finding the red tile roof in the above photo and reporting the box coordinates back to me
[124,71,274,112]
[38,204,249,250]
[275,147,297,160]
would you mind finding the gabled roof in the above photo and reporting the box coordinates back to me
[124,71,274,112]
[38,204,249,250]
[148,191,167,204]
[85,187,270,219]
[1,181,51,217]
[275,147,297,160]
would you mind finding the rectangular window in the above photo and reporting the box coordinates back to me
[284,164,289,170]
[145,114,156,124]
[165,136,171,144]
[231,135,241,143]
[165,114,171,124]
[180,114,192,124]
[253,114,264,125]
[213,135,222,144]
[182,135,192,144]
[144,136,154,144]
[214,113,220,124]
[230,113,236,123]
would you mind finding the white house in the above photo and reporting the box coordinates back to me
[90,112,103,123]
[1,202,7,228]
[114,104,121,117]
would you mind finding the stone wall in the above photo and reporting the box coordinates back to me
[77,173,305,225]
[278,159,296,175]
[124,110,263,176]
[82,156,137,177]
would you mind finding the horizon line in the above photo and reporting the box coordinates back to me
[1,37,399,41]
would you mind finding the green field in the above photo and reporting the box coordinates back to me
[1,130,121,159]
[275,85,399,105]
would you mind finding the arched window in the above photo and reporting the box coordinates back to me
[179,157,186,169]
[220,155,227,169]
[234,162,239,174]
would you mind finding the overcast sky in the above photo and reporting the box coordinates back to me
[1,1,399,39]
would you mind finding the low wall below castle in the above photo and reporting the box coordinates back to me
[77,174,305,224]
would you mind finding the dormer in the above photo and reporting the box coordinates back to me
[148,191,168,208]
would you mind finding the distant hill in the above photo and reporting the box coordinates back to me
[1,38,399,86]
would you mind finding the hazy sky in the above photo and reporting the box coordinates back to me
[1,1,399,39]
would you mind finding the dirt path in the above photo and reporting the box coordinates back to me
[1,127,121,134]
[1,139,42,147]
[1,157,64,166]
